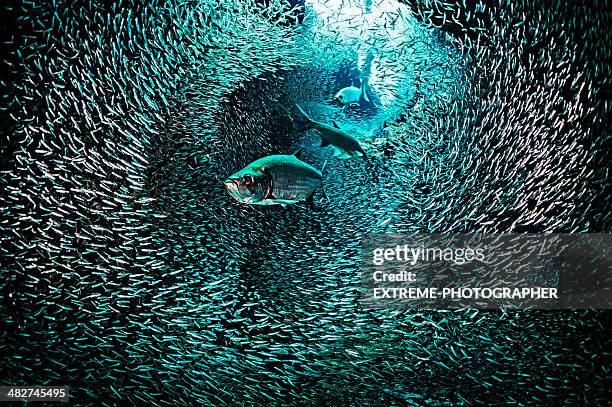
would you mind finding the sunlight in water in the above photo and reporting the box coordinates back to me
[306,0,433,107]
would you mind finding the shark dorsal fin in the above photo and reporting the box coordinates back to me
[331,120,341,129]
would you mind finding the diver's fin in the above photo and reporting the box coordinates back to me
[295,104,313,123]
[320,138,330,147]
[293,146,305,159]
[331,120,341,129]
[360,78,370,103]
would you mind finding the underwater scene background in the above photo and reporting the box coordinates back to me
[0,0,610,405]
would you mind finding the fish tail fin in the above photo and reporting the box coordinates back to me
[295,104,313,123]
[306,192,315,209]
[282,106,300,134]
[360,77,370,103]
[305,162,329,209]
[360,147,368,160]
[282,106,294,123]
[285,106,312,135]
[360,47,374,103]
[364,47,375,72]
[306,185,327,209]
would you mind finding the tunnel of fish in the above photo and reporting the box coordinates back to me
[0,0,610,405]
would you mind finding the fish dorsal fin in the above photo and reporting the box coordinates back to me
[293,146,305,159]
[331,120,341,129]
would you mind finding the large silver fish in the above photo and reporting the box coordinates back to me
[224,151,324,206]
[334,78,370,107]
[295,104,367,159]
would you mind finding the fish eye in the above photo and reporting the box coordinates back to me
[243,175,253,185]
